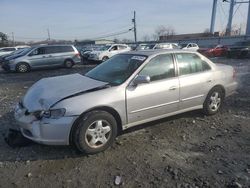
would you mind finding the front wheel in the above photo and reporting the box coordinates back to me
[203,87,224,115]
[73,111,117,154]
[16,63,30,73]
[102,56,109,62]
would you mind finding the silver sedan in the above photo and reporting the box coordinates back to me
[14,50,237,154]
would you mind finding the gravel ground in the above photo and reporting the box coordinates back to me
[0,59,249,188]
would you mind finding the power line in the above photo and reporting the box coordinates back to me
[92,28,133,40]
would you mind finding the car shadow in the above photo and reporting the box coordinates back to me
[0,109,206,162]
[121,110,205,135]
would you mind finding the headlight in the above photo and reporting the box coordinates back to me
[40,108,66,119]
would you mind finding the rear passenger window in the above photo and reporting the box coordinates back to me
[118,45,126,50]
[59,46,74,52]
[44,46,74,53]
[139,54,175,81]
[176,53,211,75]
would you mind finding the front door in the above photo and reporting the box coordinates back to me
[126,53,180,124]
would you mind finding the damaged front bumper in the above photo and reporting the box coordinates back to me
[14,103,78,145]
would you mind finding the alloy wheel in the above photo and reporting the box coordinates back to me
[85,120,112,148]
[209,91,221,112]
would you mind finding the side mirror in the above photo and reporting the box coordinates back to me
[133,75,150,85]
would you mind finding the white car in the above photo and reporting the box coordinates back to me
[153,43,179,50]
[180,43,199,51]
[136,43,179,51]
[88,44,131,61]
[0,47,17,57]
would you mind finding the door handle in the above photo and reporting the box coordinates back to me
[169,86,177,91]
[207,79,212,83]
[42,56,46,58]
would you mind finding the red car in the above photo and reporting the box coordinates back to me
[199,45,228,58]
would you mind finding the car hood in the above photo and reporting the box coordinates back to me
[22,73,108,112]
[6,54,24,60]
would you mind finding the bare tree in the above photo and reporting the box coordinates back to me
[121,38,133,43]
[154,25,176,41]
[203,28,211,37]
[0,32,8,47]
[142,35,151,42]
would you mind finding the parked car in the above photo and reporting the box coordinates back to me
[154,43,179,49]
[0,47,30,64]
[14,50,237,154]
[180,43,199,51]
[88,44,131,61]
[199,45,228,58]
[0,47,17,57]
[15,45,31,49]
[135,43,156,50]
[80,45,103,62]
[2,45,81,73]
[136,43,179,51]
[227,41,250,58]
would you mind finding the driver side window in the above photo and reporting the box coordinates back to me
[30,47,45,56]
[139,54,175,82]
[110,46,118,51]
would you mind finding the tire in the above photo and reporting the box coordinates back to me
[102,56,109,62]
[16,63,30,73]
[64,59,74,68]
[203,87,224,115]
[73,110,117,154]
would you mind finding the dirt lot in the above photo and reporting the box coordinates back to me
[0,58,249,188]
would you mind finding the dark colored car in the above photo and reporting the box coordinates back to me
[227,41,250,58]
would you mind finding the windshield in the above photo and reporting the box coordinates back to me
[18,48,33,55]
[99,45,112,51]
[180,44,188,48]
[145,44,155,49]
[85,54,147,85]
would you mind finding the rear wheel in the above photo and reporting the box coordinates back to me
[203,87,224,115]
[16,63,30,73]
[73,111,117,154]
[64,59,74,68]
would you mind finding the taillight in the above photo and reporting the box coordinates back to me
[75,52,80,58]
[233,68,236,80]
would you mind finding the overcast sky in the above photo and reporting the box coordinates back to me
[0,0,248,42]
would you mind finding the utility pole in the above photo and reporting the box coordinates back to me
[246,1,250,35]
[132,11,137,43]
[11,32,15,46]
[210,0,218,34]
[47,28,51,41]
[225,0,235,36]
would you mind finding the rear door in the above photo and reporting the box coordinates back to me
[126,53,180,124]
[51,46,75,65]
[175,53,213,109]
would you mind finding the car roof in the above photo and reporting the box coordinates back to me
[123,49,197,56]
[32,44,74,48]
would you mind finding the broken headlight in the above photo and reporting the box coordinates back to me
[38,108,66,119]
